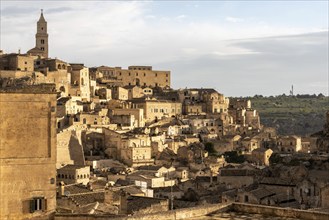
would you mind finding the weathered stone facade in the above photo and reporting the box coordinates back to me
[0,85,57,219]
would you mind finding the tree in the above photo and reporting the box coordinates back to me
[204,142,216,154]
[223,151,246,163]
[269,153,282,165]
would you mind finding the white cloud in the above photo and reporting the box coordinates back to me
[175,14,187,21]
[225,16,244,23]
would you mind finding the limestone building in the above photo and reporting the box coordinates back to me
[27,10,49,58]
[132,98,182,123]
[277,136,302,153]
[0,84,57,219]
[57,165,90,185]
[0,53,34,72]
[69,63,91,101]
[95,65,171,88]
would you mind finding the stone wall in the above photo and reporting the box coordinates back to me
[232,203,329,220]
[57,129,85,168]
[0,90,57,219]
[0,70,33,78]
[55,202,329,220]
[55,203,230,220]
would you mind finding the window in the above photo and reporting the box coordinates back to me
[41,39,45,44]
[155,73,157,77]
[41,47,44,51]
[244,195,249,202]
[30,197,46,213]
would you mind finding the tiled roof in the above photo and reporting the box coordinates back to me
[138,165,162,171]
[195,176,218,182]
[220,169,256,176]
[127,196,167,213]
[69,192,105,206]
[65,184,90,195]
[269,193,296,204]
[153,185,181,193]
[260,177,296,186]
[124,186,144,195]
[249,188,275,200]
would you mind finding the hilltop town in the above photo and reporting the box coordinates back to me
[1,11,329,220]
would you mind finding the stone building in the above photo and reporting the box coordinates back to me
[69,63,91,101]
[111,108,145,127]
[132,98,182,123]
[0,84,57,219]
[179,88,229,114]
[0,53,35,71]
[277,136,302,153]
[104,129,154,167]
[27,10,49,58]
[251,148,273,166]
[112,86,129,100]
[94,65,170,88]
[124,85,153,99]
[57,165,90,185]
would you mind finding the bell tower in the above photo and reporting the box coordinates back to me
[35,9,48,58]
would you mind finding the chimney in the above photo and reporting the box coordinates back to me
[59,181,65,198]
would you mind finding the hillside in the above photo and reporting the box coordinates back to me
[246,95,328,136]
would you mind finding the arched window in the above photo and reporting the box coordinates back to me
[58,64,61,69]
[81,78,84,86]
[62,64,66,69]
[61,174,64,178]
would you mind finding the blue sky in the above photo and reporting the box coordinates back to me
[1,1,328,96]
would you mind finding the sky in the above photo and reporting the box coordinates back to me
[0,1,328,96]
